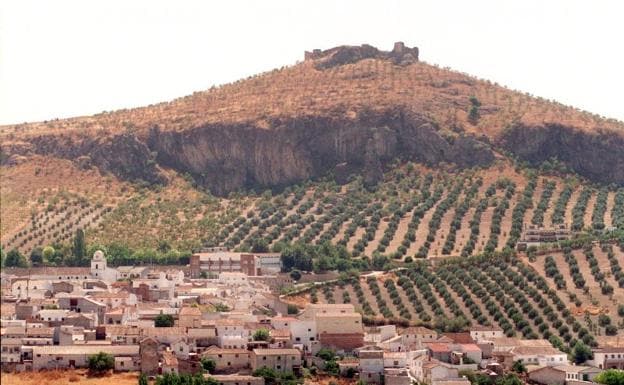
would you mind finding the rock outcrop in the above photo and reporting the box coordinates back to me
[499,124,624,185]
[305,42,419,69]
[146,108,494,195]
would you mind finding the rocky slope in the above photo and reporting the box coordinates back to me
[1,43,623,195]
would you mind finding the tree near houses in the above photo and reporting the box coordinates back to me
[511,360,526,374]
[73,228,87,265]
[201,357,216,373]
[4,249,28,268]
[572,340,593,364]
[87,351,114,374]
[594,369,624,385]
[138,373,149,385]
[154,314,174,327]
[30,247,43,266]
[155,373,218,385]
[42,246,55,264]
[253,328,270,341]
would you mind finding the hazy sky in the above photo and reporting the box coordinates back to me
[1,0,623,125]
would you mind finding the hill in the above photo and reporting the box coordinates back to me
[1,43,623,260]
[1,43,623,197]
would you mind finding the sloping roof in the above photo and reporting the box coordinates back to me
[252,348,301,355]
[427,343,451,353]
[510,346,565,356]
[459,343,482,353]
[179,306,202,316]
[442,333,475,344]
[162,351,179,367]
[470,325,503,332]
[400,326,436,335]
[202,346,249,355]
[32,345,139,355]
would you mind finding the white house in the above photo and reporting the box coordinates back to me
[510,346,568,366]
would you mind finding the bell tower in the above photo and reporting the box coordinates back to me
[90,250,107,278]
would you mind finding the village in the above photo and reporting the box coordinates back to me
[1,248,622,385]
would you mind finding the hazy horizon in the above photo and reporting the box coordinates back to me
[1,0,623,125]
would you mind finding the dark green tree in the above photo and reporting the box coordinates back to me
[73,228,87,265]
[511,360,526,374]
[154,314,174,327]
[87,351,114,374]
[253,328,270,341]
[289,270,302,281]
[138,373,149,385]
[253,367,279,385]
[30,247,43,266]
[201,357,216,373]
[251,238,269,253]
[5,249,28,268]
[572,340,593,364]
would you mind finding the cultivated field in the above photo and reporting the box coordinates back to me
[2,161,623,261]
[286,242,624,349]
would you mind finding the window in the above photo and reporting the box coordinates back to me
[276,365,281,370]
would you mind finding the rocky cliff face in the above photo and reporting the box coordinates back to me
[1,132,165,185]
[0,108,495,194]
[2,108,623,194]
[145,108,494,194]
[499,124,624,185]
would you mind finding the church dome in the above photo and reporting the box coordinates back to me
[93,250,105,260]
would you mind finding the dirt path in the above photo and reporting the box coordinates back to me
[564,187,582,226]
[387,209,416,252]
[454,206,476,255]
[347,226,368,250]
[407,191,448,257]
[592,246,624,305]
[474,205,494,254]
[544,181,563,227]
[365,219,389,256]
[583,192,598,229]
[431,191,467,257]
[604,191,616,228]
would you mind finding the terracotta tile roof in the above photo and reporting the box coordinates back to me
[253,348,301,355]
[400,326,436,335]
[442,333,475,344]
[179,306,202,316]
[510,346,564,355]
[202,346,249,355]
[215,319,245,326]
[459,343,481,352]
[426,343,451,353]
[32,345,139,355]
[162,351,179,366]
[470,325,503,332]
[270,329,291,338]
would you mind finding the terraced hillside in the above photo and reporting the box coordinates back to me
[2,161,624,261]
[286,242,624,349]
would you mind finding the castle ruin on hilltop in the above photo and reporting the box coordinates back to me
[304,42,419,69]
